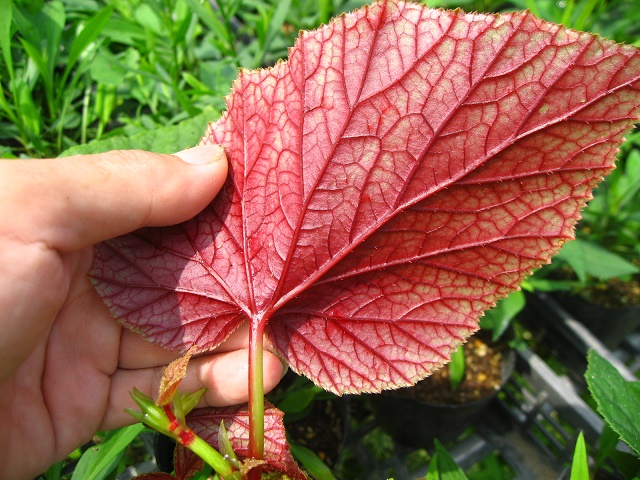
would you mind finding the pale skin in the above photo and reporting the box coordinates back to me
[0,145,284,479]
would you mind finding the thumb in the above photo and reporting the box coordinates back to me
[0,144,228,251]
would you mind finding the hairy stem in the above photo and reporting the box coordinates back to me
[248,319,265,460]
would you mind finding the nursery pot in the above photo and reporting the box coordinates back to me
[369,336,516,448]
[553,292,640,349]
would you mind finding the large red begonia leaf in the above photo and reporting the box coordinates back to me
[92,0,640,394]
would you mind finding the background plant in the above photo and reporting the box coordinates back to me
[0,0,374,158]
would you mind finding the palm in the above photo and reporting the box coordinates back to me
[0,148,283,480]
[0,248,119,477]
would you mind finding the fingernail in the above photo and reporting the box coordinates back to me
[174,144,225,165]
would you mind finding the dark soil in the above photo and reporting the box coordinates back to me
[583,277,640,308]
[285,398,344,468]
[269,372,344,470]
[386,333,505,405]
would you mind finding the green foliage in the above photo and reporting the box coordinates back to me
[268,374,338,478]
[556,239,639,284]
[70,424,145,480]
[362,427,396,463]
[2,0,377,158]
[449,344,466,391]
[569,432,589,480]
[595,423,640,479]
[60,108,215,156]
[269,373,333,423]
[479,290,525,341]
[505,0,640,44]
[465,452,515,480]
[290,444,337,480]
[586,350,640,458]
[41,425,147,480]
[424,440,469,480]
[580,133,640,262]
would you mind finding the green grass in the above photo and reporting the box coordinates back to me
[2,0,638,159]
[0,0,374,158]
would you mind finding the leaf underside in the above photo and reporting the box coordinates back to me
[92,0,640,394]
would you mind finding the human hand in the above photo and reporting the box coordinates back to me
[0,146,285,479]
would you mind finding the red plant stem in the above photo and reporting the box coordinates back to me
[163,405,195,447]
[248,318,265,461]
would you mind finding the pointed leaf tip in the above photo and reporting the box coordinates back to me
[157,346,197,406]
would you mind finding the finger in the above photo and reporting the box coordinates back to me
[102,348,285,430]
[118,322,251,369]
[0,145,227,252]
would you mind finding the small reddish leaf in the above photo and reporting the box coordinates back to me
[92,0,640,393]
[173,444,205,480]
[183,403,307,479]
[157,346,196,406]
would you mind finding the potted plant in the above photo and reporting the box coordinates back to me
[531,141,640,348]
[367,292,522,448]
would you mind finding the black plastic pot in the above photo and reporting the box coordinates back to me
[369,347,516,448]
[553,292,640,349]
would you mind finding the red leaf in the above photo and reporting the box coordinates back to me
[183,403,307,479]
[156,346,196,406]
[92,1,640,393]
[173,443,205,480]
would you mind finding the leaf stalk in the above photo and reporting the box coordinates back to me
[248,318,266,461]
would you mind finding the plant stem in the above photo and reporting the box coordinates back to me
[163,404,235,478]
[189,435,236,478]
[248,318,265,461]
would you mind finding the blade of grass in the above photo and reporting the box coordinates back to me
[425,452,440,480]
[0,82,18,125]
[524,0,541,17]
[569,432,589,480]
[254,0,292,67]
[44,460,64,480]
[290,444,337,480]
[15,78,42,147]
[94,82,117,140]
[183,0,236,56]
[449,345,466,392]
[572,0,602,31]
[319,0,332,25]
[14,1,65,118]
[219,0,243,20]
[70,424,145,480]
[62,4,115,85]
[434,440,469,480]
[41,1,65,117]
[560,0,575,27]
[57,39,104,151]
[80,81,92,145]
[0,0,14,80]
[18,38,53,114]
